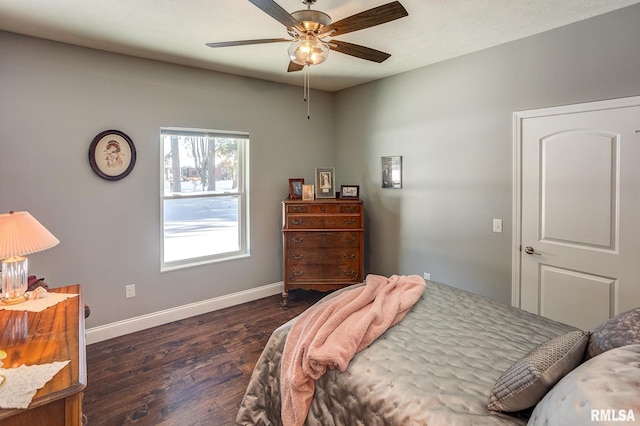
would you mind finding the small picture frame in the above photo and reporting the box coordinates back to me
[89,130,136,181]
[302,184,314,201]
[288,178,304,199]
[381,156,402,189]
[340,185,359,199]
[315,167,335,199]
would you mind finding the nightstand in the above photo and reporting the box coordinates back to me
[0,284,86,425]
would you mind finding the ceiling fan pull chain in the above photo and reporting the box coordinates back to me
[303,65,307,104]
[307,66,311,119]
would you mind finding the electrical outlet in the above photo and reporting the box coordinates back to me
[125,284,136,299]
[493,218,503,233]
[423,272,431,280]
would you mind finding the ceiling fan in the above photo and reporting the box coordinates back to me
[206,0,409,72]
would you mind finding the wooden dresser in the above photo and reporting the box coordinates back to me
[0,284,86,426]
[282,198,364,305]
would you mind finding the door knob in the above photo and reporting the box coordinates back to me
[524,246,542,255]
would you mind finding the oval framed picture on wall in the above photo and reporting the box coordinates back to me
[89,129,137,181]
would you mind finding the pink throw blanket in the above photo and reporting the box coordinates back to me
[280,274,426,426]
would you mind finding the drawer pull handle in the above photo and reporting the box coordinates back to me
[343,219,356,224]
[291,238,304,243]
[344,271,356,276]
[293,254,304,260]
[292,219,304,225]
[292,271,304,276]
[292,207,305,212]
[344,254,355,259]
[343,238,356,243]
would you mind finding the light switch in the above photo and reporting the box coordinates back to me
[125,284,136,298]
[493,219,503,233]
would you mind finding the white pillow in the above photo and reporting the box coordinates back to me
[528,344,640,425]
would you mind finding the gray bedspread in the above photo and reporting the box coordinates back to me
[236,281,577,425]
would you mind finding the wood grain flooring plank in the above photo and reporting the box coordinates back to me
[84,290,327,425]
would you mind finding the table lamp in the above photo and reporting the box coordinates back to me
[0,211,59,304]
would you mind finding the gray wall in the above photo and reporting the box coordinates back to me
[0,31,334,328]
[334,4,640,303]
[1,3,639,330]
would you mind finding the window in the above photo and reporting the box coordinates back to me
[161,128,249,271]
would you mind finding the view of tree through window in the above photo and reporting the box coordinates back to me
[161,129,248,270]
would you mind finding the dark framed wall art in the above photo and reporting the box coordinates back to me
[89,129,136,181]
[381,156,402,189]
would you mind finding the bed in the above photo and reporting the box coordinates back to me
[235,278,640,425]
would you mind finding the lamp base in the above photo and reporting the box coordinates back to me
[1,255,28,305]
[0,294,27,305]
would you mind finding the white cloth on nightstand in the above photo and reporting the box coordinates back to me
[0,293,78,313]
[0,361,70,409]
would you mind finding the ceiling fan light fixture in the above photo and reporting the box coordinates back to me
[288,36,329,66]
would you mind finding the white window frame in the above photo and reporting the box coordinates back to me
[160,127,250,272]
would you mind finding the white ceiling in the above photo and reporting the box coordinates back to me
[1,0,638,92]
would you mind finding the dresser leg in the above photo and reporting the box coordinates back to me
[281,290,289,307]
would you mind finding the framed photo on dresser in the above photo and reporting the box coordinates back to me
[315,167,335,199]
[288,178,304,199]
[340,185,359,199]
[302,184,315,201]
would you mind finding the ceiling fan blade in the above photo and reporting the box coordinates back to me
[330,40,391,63]
[321,1,408,37]
[248,0,302,31]
[287,61,305,72]
[206,38,292,48]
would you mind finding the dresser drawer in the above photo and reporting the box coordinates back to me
[287,215,361,229]
[339,204,361,213]
[308,204,339,213]
[286,232,361,248]
[287,203,361,214]
[286,204,309,213]
[286,261,361,283]
[286,247,360,266]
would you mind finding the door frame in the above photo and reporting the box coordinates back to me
[511,95,640,308]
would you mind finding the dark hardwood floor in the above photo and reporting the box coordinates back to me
[84,289,326,426]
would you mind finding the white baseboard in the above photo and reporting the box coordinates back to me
[85,281,284,345]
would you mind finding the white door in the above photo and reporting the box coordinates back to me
[513,96,640,330]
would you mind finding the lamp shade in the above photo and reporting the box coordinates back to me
[0,211,60,259]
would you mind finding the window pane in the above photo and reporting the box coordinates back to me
[163,135,240,196]
[161,128,248,270]
[163,196,240,263]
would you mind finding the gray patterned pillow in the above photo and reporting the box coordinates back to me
[487,330,589,412]
[585,307,640,360]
